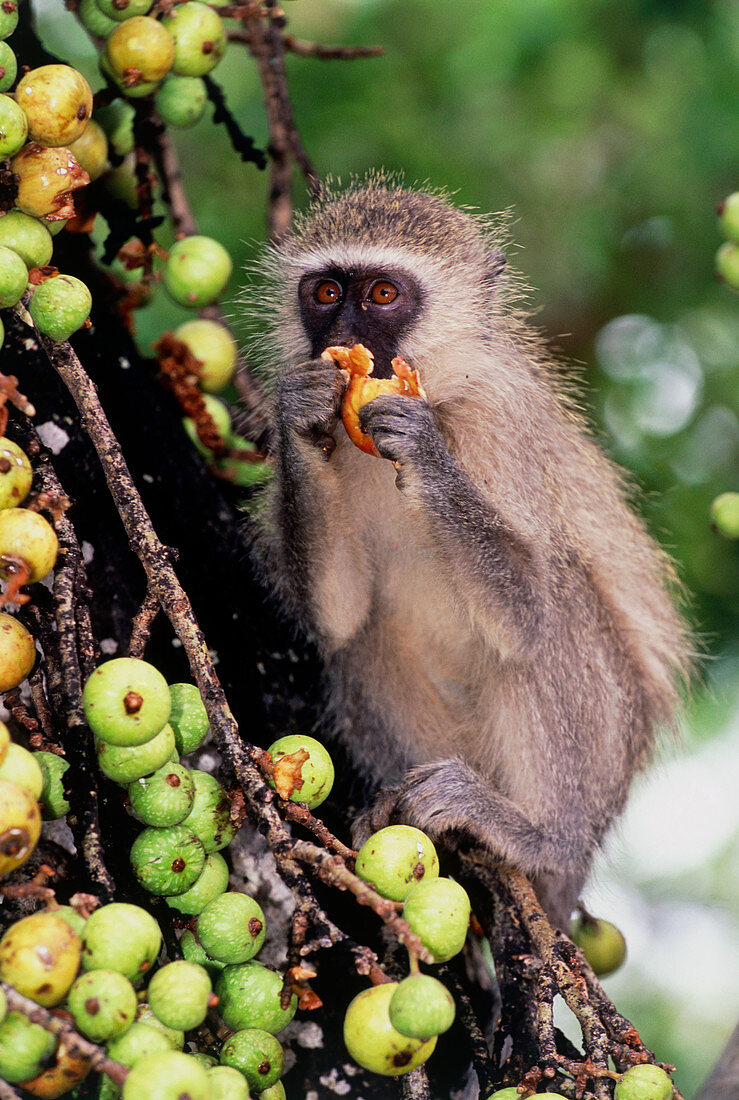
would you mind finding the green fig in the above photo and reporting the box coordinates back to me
[219,1028,284,1092]
[81,902,161,982]
[215,961,296,1034]
[147,960,212,1031]
[130,824,206,895]
[356,825,439,902]
[196,890,265,964]
[68,968,137,1041]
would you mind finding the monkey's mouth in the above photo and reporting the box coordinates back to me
[367,354,395,379]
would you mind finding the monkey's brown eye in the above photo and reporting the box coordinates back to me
[370,281,398,305]
[315,280,343,304]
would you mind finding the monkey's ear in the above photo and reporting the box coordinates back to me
[486,250,506,283]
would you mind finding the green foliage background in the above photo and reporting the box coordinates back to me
[38,0,739,1094]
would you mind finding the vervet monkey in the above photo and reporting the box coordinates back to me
[250,180,690,926]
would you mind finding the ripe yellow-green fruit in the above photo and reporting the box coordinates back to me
[156,74,207,128]
[0,42,17,93]
[0,911,82,1006]
[614,1064,673,1100]
[0,438,32,510]
[161,2,226,77]
[0,612,36,691]
[68,119,109,181]
[11,144,89,221]
[28,274,92,342]
[96,0,153,22]
[0,507,58,582]
[100,49,160,99]
[105,17,175,89]
[0,94,28,158]
[0,1,19,39]
[0,211,53,268]
[83,656,171,746]
[0,719,9,764]
[174,319,237,393]
[15,65,93,147]
[402,877,471,963]
[0,742,44,799]
[163,235,232,308]
[570,914,627,977]
[343,983,437,1076]
[122,1050,210,1100]
[0,777,41,875]
[0,243,27,308]
[356,825,439,902]
[711,491,739,539]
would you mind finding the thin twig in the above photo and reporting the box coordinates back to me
[126,587,161,658]
[290,839,433,964]
[148,117,199,239]
[239,12,320,240]
[281,34,384,61]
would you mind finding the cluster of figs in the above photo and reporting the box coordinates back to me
[0,0,234,348]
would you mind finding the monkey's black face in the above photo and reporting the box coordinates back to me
[298,266,424,378]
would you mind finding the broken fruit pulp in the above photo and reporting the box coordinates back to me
[321,342,427,457]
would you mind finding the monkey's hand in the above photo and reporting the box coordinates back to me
[357,394,442,484]
[276,358,347,455]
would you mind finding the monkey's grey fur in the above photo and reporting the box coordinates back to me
[248,177,691,927]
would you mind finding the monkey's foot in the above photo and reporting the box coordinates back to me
[350,786,402,849]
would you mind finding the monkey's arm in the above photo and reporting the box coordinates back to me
[358,395,545,651]
[265,360,373,643]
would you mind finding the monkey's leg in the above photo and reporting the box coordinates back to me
[357,395,545,649]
